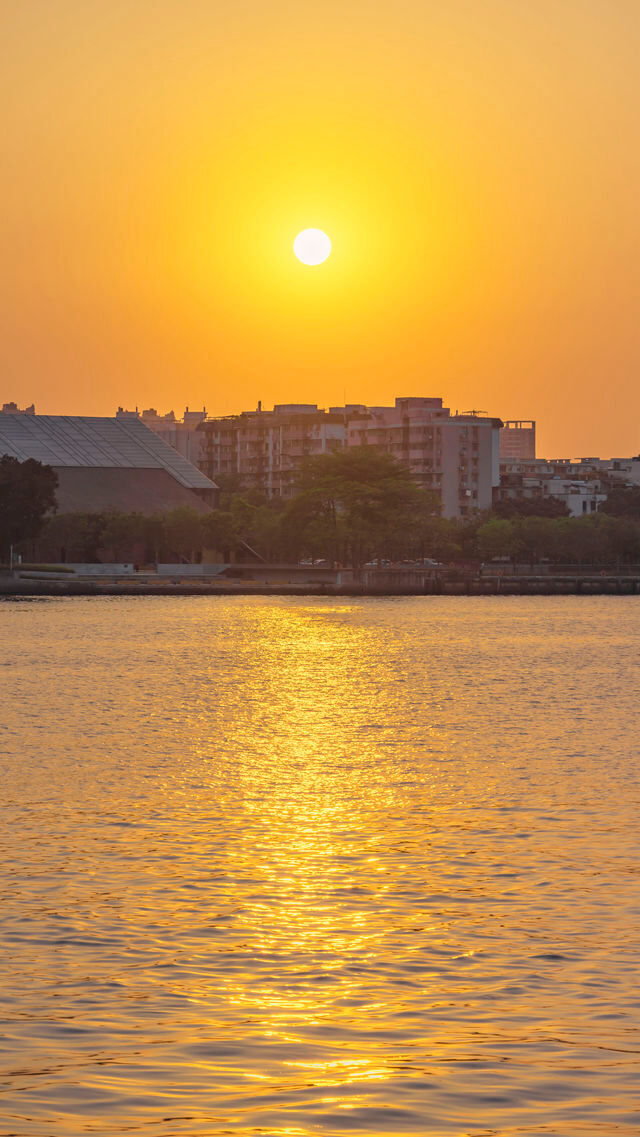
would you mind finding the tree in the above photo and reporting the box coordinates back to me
[556,516,606,566]
[101,511,144,561]
[514,516,559,568]
[290,447,439,567]
[40,511,106,563]
[200,510,239,561]
[494,495,570,519]
[602,515,640,568]
[142,513,166,564]
[413,515,462,563]
[0,456,58,560]
[163,507,205,563]
[476,518,521,563]
[600,485,640,519]
[214,472,248,510]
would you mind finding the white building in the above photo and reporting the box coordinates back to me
[604,458,640,485]
[498,459,607,516]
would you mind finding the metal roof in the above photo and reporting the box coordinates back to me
[0,415,217,490]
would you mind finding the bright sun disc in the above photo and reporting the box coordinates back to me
[293,228,331,265]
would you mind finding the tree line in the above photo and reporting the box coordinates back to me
[3,448,640,568]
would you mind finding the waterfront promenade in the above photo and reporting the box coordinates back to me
[3,563,640,596]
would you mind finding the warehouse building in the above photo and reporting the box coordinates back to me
[0,413,218,514]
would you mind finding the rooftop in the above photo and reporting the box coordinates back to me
[0,414,217,491]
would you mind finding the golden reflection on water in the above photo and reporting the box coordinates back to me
[1,596,640,1135]
[195,604,411,1100]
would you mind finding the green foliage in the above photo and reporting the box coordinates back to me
[600,485,640,519]
[515,516,560,566]
[477,518,522,562]
[494,495,570,519]
[287,447,440,567]
[214,472,248,510]
[16,471,640,570]
[162,508,204,563]
[101,512,145,560]
[40,512,103,562]
[200,510,238,557]
[0,456,58,557]
[477,513,640,568]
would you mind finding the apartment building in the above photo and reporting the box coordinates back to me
[346,398,502,518]
[601,457,640,486]
[500,420,536,460]
[200,396,502,516]
[116,406,207,466]
[498,459,606,516]
[2,401,35,415]
[199,404,347,497]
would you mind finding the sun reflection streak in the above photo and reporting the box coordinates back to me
[3,596,639,1134]
[180,602,445,1102]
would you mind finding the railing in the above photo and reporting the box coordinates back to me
[480,563,640,576]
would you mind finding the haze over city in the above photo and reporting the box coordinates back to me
[3,0,639,458]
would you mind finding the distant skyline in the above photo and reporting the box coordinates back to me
[2,1,639,458]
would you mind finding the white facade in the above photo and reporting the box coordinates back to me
[606,458,640,485]
[498,460,607,516]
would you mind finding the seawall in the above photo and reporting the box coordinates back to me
[2,567,640,597]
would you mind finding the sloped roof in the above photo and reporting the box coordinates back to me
[0,414,217,491]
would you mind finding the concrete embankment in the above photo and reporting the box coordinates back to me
[2,566,640,596]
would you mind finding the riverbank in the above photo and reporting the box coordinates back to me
[3,565,640,596]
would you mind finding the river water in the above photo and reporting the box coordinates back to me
[1,596,639,1136]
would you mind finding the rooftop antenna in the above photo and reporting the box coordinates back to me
[462,409,487,417]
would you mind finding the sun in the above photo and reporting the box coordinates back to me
[293,228,331,265]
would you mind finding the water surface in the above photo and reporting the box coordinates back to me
[1,596,639,1136]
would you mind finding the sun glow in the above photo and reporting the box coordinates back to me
[294,228,332,265]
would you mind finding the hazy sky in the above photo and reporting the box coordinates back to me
[2,0,638,455]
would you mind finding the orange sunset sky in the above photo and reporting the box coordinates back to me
[2,0,639,456]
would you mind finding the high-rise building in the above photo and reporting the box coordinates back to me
[346,398,502,518]
[500,420,536,461]
[199,404,346,497]
[200,397,502,518]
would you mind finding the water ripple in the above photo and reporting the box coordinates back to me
[1,596,639,1135]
